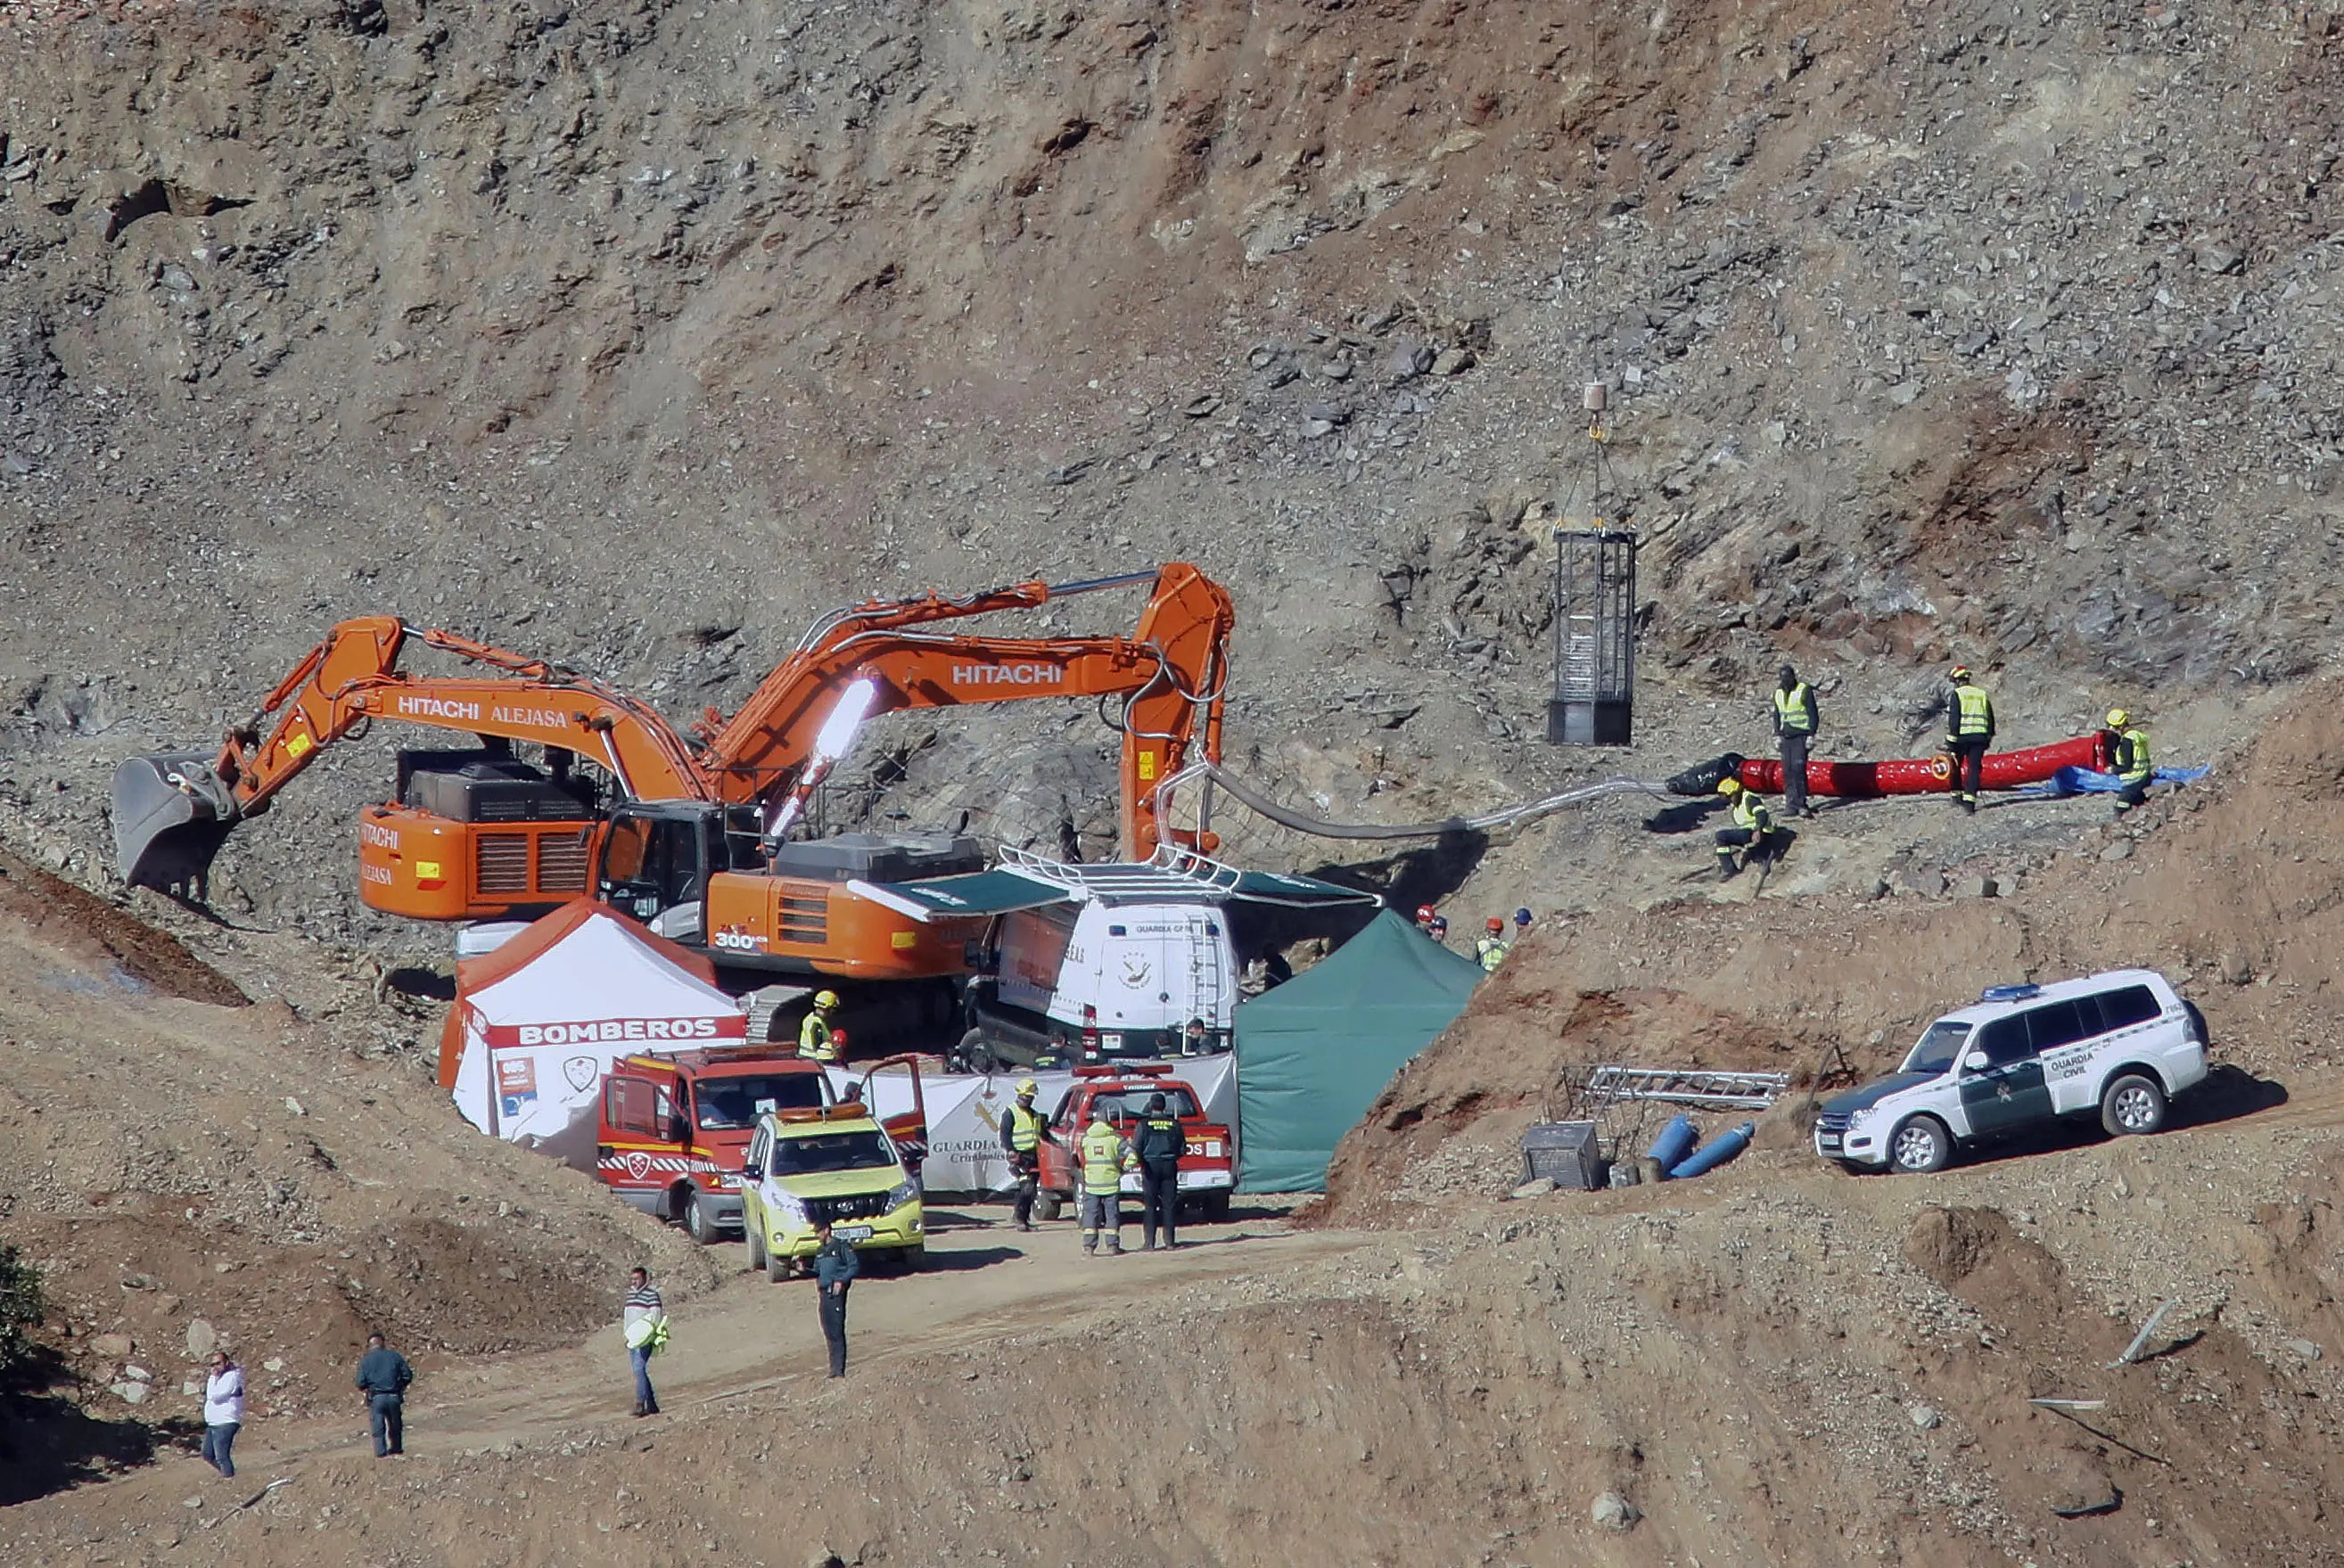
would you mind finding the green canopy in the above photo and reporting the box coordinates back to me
[1235,907,1484,1192]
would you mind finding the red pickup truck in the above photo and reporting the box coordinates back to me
[1035,1063,1235,1224]
[597,1048,930,1242]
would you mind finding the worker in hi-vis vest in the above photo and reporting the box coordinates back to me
[1772,663,1820,818]
[2107,708,2153,818]
[999,1078,1057,1232]
[1078,1107,1136,1257]
[1939,665,1996,814]
[1715,777,1776,882]
[798,991,842,1063]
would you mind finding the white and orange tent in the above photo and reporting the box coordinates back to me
[436,900,746,1167]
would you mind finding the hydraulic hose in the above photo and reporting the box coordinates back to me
[1156,762,1668,842]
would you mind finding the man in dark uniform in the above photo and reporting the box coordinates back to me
[811,1218,859,1378]
[1131,1091,1186,1251]
[353,1330,414,1457]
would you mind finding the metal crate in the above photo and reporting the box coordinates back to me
[1519,1121,1601,1190]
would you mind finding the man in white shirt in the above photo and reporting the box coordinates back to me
[202,1350,244,1478]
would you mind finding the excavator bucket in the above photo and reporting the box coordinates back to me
[111,752,241,894]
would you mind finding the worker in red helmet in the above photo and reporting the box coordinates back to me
[1414,904,1437,933]
[1475,916,1510,973]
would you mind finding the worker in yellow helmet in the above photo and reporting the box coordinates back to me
[798,991,843,1063]
[998,1078,1057,1232]
[2106,708,2153,818]
[1714,777,1775,882]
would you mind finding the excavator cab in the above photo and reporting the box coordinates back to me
[596,801,762,940]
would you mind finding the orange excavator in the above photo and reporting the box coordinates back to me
[113,565,1234,995]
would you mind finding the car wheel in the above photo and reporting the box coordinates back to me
[684,1192,716,1245]
[745,1216,767,1271]
[900,1244,925,1273]
[1034,1194,1063,1223]
[2101,1072,2167,1137]
[766,1236,790,1282]
[1888,1115,1952,1174]
[1201,1192,1231,1223]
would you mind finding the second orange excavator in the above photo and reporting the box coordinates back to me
[114,565,1234,998]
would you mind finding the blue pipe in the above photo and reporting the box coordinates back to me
[1668,1121,1756,1180]
[1645,1114,1698,1170]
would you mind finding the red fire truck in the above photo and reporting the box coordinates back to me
[597,1048,930,1241]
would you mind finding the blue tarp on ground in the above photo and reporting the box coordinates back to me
[2013,764,2209,798]
[1234,908,1484,1193]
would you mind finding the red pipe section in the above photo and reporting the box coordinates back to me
[1738,734,2112,799]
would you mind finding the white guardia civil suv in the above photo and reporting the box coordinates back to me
[1815,969,2208,1174]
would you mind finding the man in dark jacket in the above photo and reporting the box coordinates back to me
[811,1219,860,1378]
[353,1330,414,1457]
[1131,1091,1186,1252]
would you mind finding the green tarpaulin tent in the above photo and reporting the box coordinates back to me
[1235,907,1485,1192]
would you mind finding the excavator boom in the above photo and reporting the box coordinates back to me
[111,618,708,892]
[112,563,1234,911]
[704,562,1232,856]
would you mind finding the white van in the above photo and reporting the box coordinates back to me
[958,900,1237,1071]
[844,845,1381,1073]
[1814,969,2208,1174]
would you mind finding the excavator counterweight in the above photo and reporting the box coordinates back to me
[112,752,242,893]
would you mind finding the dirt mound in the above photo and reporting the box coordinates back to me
[0,883,717,1487]
[11,1128,2344,1565]
[0,845,243,1006]
[1904,1203,2067,1307]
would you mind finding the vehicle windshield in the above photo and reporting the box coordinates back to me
[1063,1088,1202,1128]
[1901,1021,1974,1076]
[770,1129,894,1177]
[697,1074,825,1130]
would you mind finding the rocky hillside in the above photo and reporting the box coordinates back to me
[3,0,2341,940]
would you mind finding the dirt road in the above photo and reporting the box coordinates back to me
[77,1205,1359,1479]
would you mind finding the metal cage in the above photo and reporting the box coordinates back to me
[1548,528,1638,746]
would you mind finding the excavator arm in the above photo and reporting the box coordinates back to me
[111,618,711,892]
[112,562,1235,900]
[700,563,1234,856]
